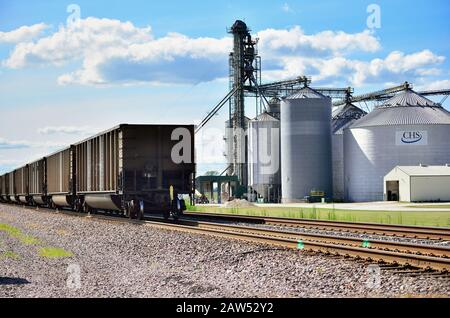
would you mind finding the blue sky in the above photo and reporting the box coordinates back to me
[0,0,449,174]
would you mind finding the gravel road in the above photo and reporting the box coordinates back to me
[0,204,449,298]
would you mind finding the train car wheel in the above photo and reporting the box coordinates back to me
[128,200,137,219]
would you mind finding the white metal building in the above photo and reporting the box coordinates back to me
[384,165,450,202]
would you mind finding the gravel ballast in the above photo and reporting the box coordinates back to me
[0,204,449,298]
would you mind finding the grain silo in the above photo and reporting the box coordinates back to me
[267,97,281,119]
[281,87,333,202]
[248,112,281,202]
[332,103,366,201]
[344,88,450,202]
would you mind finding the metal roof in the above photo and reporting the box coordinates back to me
[252,112,279,122]
[332,103,367,134]
[350,89,450,128]
[380,89,439,108]
[390,165,450,176]
[284,86,329,99]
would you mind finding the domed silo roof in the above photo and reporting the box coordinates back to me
[344,88,450,202]
[254,111,279,122]
[332,103,367,135]
[285,86,329,100]
[350,89,450,128]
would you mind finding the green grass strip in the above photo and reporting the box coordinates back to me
[0,223,41,245]
[0,251,20,259]
[38,247,73,258]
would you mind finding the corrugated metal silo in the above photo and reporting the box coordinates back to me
[248,112,281,202]
[281,87,333,202]
[267,97,281,119]
[332,103,366,201]
[344,89,450,202]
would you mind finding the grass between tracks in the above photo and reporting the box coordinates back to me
[0,222,73,258]
[0,251,20,259]
[0,223,41,245]
[186,205,450,228]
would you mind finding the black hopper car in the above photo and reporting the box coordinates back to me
[0,124,196,220]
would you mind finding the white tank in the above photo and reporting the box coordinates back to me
[332,103,366,201]
[248,112,281,202]
[344,89,450,202]
[281,87,333,202]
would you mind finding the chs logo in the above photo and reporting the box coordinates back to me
[396,131,428,146]
[401,131,423,144]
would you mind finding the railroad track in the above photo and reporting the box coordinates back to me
[143,216,450,272]
[185,211,450,241]
[4,204,450,272]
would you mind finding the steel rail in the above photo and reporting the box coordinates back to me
[185,212,450,241]
[142,218,450,272]
[145,216,450,258]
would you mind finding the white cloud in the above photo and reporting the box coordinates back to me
[38,126,95,135]
[417,79,450,91]
[349,50,445,86]
[0,23,49,43]
[1,17,447,88]
[262,50,445,87]
[3,18,153,69]
[257,26,381,57]
[0,138,30,149]
[3,17,231,85]
[0,137,64,150]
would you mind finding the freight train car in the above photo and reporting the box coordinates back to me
[1,174,9,202]
[0,174,4,202]
[29,158,46,205]
[46,147,75,209]
[0,124,195,219]
[74,124,195,219]
[14,165,29,204]
[7,171,15,202]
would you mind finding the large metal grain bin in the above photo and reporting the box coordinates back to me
[248,112,281,203]
[267,97,281,119]
[29,158,46,205]
[75,124,195,213]
[332,103,366,201]
[281,87,333,202]
[344,89,450,202]
[14,165,29,203]
[46,147,75,207]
